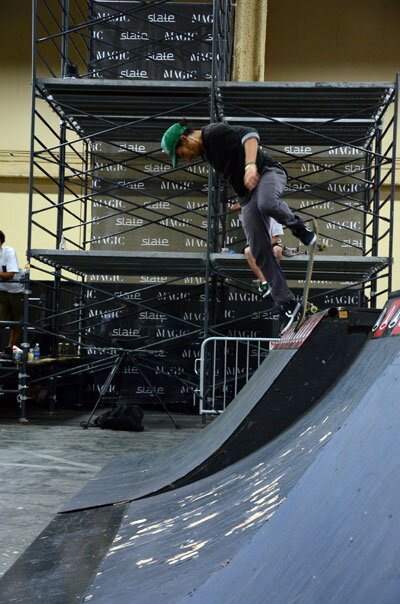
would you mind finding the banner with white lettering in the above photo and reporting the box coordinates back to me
[90,1,213,80]
[90,139,210,272]
[80,280,362,407]
[90,140,368,292]
[82,282,276,406]
[268,144,365,256]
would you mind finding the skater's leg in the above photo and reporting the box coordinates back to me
[256,167,316,246]
[241,199,293,305]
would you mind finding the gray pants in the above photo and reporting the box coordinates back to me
[241,166,303,305]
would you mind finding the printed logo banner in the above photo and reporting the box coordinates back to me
[91,1,213,80]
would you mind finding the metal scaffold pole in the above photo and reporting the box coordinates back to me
[20,0,395,422]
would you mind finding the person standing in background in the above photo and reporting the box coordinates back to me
[230,201,284,298]
[0,231,24,359]
[244,217,284,299]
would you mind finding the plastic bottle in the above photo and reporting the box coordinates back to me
[33,343,40,361]
[28,348,34,362]
[12,346,23,361]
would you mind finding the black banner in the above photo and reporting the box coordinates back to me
[90,1,213,80]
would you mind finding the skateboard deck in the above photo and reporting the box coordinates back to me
[294,218,326,332]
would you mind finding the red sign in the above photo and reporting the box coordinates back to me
[371,298,400,338]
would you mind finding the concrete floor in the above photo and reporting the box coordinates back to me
[0,403,203,578]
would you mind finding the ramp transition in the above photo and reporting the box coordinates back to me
[1,299,398,604]
[174,295,400,604]
[62,310,369,511]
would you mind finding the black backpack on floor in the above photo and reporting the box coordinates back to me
[94,400,144,432]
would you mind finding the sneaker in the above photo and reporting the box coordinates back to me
[282,246,300,258]
[292,221,317,246]
[257,281,271,298]
[279,300,301,335]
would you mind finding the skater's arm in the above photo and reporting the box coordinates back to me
[243,137,260,191]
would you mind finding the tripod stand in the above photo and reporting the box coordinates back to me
[80,349,181,430]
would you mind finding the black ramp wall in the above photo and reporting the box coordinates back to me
[0,300,398,603]
[78,298,400,604]
[62,311,368,511]
[175,315,400,604]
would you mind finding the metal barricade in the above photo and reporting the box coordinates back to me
[195,337,279,416]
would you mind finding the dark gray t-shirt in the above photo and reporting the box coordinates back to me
[201,123,281,199]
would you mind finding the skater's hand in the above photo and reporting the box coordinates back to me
[244,164,259,190]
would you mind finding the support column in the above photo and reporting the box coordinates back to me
[232,0,268,82]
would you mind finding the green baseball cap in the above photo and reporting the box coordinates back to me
[161,122,186,167]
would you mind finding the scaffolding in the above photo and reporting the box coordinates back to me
[8,0,398,420]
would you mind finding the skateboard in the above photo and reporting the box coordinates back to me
[294,218,326,332]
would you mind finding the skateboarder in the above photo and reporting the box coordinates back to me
[161,120,316,334]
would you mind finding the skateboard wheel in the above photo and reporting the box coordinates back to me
[310,304,318,314]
